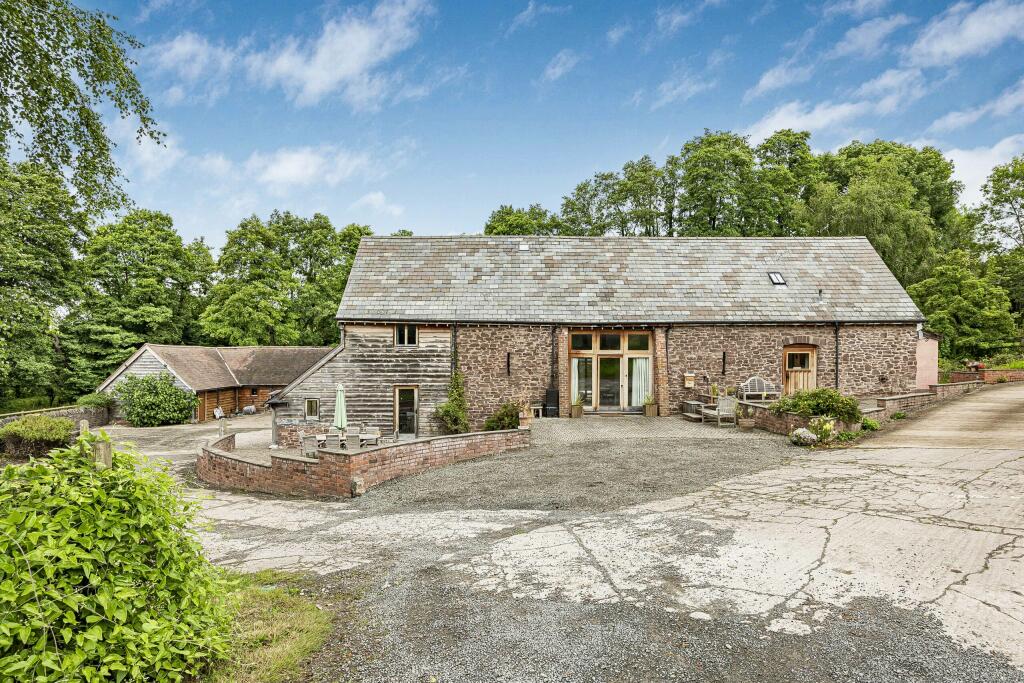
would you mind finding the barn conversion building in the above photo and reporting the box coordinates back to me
[269,236,932,446]
[98,344,332,422]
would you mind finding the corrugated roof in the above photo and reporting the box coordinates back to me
[337,236,924,324]
[146,345,333,391]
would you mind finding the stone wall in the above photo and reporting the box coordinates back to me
[666,323,918,414]
[457,325,554,429]
[950,369,1024,384]
[197,428,530,498]
[0,405,109,431]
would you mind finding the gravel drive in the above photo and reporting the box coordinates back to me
[185,393,1024,682]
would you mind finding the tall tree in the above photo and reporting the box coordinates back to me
[675,130,761,236]
[60,210,213,394]
[0,0,159,212]
[908,251,1019,360]
[484,204,564,236]
[0,160,87,403]
[981,155,1024,250]
[754,129,819,236]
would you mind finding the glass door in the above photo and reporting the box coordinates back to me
[598,357,621,411]
[396,387,418,436]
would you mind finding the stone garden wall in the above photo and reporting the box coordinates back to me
[950,369,1024,384]
[0,405,109,431]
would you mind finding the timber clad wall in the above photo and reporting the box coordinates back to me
[277,325,451,437]
[105,349,190,392]
[666,323,918,413]
[457,325,554,429]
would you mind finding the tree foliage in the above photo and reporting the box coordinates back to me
[0,0,160,212]
[981,155,1024,250]
[908,251,1019,359]
[435,369,469,434]
[112,373,199,427]
[0,433,230,681]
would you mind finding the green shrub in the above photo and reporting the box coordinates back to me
[861,417,881,432]
[75,392,117,409]
[996,375,1009,383]
[835,431,859,442]
[484,402,521,431]
[435,370,469,434]
[769,388,862,423]
[0,415,75,458]
[0,434,231,681]
[113,373,199,427]
[0,396,51,415]
[891,411,907,420]
[808,416,836,443]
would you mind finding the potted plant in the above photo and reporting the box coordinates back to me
[518,399,533,429]
[642,394,658,417]
[571,394,584,418]
[737,405,755,431]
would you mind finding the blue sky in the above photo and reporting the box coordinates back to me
[87,0,1024,247]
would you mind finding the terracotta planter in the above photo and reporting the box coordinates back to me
[519,412,532,429]
[571,405,583,418]
[644,404,658,417]
[737,418,755,431]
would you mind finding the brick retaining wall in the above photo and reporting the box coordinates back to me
[950,369,1024,384]
[197,428,530,498]
[0,405,109,431]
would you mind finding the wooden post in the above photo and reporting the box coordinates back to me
[93,441,112,469]
[78,419,89,436]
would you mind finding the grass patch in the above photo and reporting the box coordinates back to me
[206,571,334,683]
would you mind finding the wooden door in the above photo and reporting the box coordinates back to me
[395,387,418,436]
[783,346,817,395]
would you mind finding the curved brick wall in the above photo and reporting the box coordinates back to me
[197,428,529,499]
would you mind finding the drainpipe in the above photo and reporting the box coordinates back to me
[549,325,557,390]
[834,321,841,389]
[451,323,458,373]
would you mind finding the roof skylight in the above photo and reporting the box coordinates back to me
[768,271,786,286]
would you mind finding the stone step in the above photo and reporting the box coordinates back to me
[681,412,703,422]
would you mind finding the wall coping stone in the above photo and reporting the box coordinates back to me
[877,391,936,401]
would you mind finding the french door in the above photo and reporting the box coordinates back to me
[394,386,418,436]
[570,330,652,412]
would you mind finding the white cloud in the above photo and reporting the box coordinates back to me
[744,100,871,143]
[149,32,238,105]
[652,1,724,38]
[606,22,631,45]
[196,153,233,178]
[244,147,372,191]
[854,67,927,113]
[541,49,581,82]
[246,0,435,109]
[351,191,404,216]
[651,71,715,110]
[828,14,912,59]
[137,0,174,23]
[743,59,814,101]
[507,1,571,34]
[823,0,890,18]
[928,76,1024,132]
[904,0,1024,67]
[947,133,1024,205]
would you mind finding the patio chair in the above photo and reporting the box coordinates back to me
[323,433,342,450]
[701,395,737,427]
[361,426,381,446]
[300,434,319,458]
[738,376,781,402]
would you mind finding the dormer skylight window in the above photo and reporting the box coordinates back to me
[768,271,786,286]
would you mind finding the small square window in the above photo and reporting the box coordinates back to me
[250,387,259,396]
[304,399,320,420]
[571,333,592,351]
[768,272,786,286]
[599,333,621,351]
[395,324,418,346]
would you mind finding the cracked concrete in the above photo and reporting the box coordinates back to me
[180,383,1024,679]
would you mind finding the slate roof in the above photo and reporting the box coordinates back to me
[337,236,924,325]
[135,345,332,391]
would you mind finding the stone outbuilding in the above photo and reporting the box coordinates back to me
[270,235,933,443]
[98,344,332,422]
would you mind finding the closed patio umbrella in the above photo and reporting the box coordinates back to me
[334,384,347,432]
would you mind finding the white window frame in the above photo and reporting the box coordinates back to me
[304,398,320,420]
[395,324,418,347]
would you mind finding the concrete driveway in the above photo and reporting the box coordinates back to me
[103,412,270,465]
[191,387,1024,681]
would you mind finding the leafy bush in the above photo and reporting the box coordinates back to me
[113,373,199,427]
[996,376,1009,383]
[808,416,836,443]
[484,402,521,431]
[435,370,469,434]
[0,396,51,415]
[0,434,231,681]
[75,392,117,409]
[0,415,74,458]
[861,417,881,432]
[769,388,862,423]
[891,411,907,420]
[835,431,859,442]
